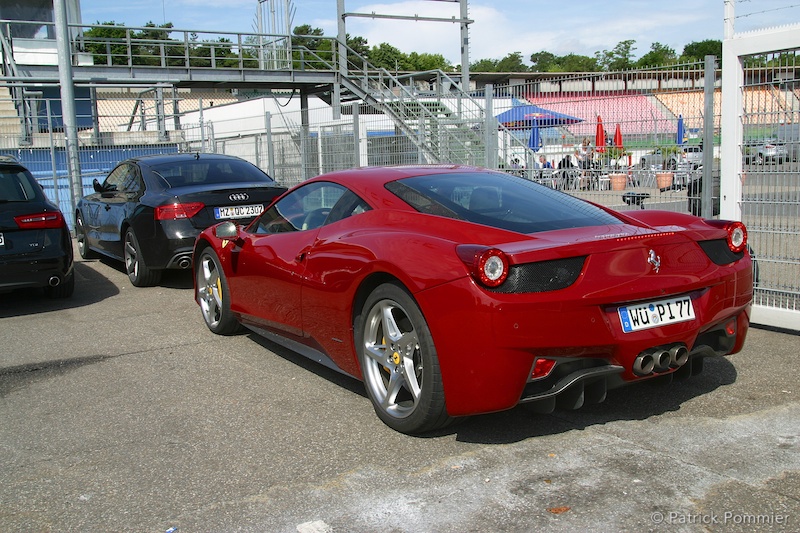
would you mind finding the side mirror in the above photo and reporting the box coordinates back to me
[93,178,103,192]
[214,220,239,239]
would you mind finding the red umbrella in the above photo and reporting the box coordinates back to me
[595,115,606,153]
[613,123,623,149]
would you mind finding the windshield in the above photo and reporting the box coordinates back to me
[149,158,275,188]
[386,171,622,234]
[0,168,39,203]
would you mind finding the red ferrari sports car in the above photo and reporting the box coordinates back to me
[194,165,753,434]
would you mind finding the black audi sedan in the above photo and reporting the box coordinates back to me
[76,153,286,286]
[0,155,74,298]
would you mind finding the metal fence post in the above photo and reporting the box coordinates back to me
[54,0,82,224]
[701,55,717,219]
[484,83,497,169]
[352,102,360,165]
[265,111,275,177]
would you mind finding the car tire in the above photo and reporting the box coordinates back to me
[75,214,98,260]
[355,282,452,434]
[44,272,75,299]
[195,248,242,335]
[124,228,161,287]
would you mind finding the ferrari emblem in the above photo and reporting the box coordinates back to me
[647,249,661,273]
[392,352,401,365]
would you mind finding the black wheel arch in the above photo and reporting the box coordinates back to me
[351,273,408,329]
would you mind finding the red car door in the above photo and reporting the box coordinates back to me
[229,228,314,337]
[228,182,342,337]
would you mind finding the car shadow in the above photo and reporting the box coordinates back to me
[241,328,739,443]
[452,357,738,444]
[94,255,194,290]
[0,262,120,318]
[244,331,369,397]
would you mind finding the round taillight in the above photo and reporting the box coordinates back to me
[476,248,509,287]
[727,221,747,253]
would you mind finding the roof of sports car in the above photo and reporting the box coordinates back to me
[313,164,494,186]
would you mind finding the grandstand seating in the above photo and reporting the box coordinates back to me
[93,90,239,131]
[524,93,674,138]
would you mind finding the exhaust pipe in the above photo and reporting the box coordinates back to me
[653,349,672,372]
[669,344,689,368]
[632,353,655,376]
[48,276,61,287]
[177,257,191,269]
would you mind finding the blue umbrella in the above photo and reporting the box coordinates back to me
[528,124,542,152]
[676,114,685,146]
[496,105,583,129]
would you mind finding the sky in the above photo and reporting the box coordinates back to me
[76,0,800,67]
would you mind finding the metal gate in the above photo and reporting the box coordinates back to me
[722,24,800,331]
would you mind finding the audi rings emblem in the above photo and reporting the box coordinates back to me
[229,192,249,202]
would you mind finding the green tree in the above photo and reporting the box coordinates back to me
[596,39,636,71]
[190,37,243,68]
[133,22,177,66]
[407,52,451,72]
[82,22,132,66]
[557,53,599,72]
[369,42,409,71]
[496,52,527,72]
[470,58,499,72]
[292,24,325,51]
[636,42,677,68]
[529,51,557,72]
[346,33,369,60]
[291,25,332,69]
[681,39,722,62]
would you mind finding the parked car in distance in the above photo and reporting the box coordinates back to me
[76,153,286,286]
[0,155,74,298]
[194,165,753,434]
[773,123,800,162]
[639,146,702,170]
[743,139,788,164]
[684,145,703,168]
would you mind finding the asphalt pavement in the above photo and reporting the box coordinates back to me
[1,243,799,532]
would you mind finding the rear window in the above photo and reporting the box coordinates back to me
[149,158,275,188]
[386,171,622,234]
[0,167,39,203]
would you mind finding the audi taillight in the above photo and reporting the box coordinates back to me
[154,202,204,220]
[457,245,509,288]
[14,211,64,229]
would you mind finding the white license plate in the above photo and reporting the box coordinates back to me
[618,295,695,333]
[214,204,263,220]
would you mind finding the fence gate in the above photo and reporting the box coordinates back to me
[722,24,800,331]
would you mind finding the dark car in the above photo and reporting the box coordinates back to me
[76,153,286,286]
[194,165,753,434]
[0,155,74,298]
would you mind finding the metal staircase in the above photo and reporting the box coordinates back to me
[0,21,536,167]
[320,42,497,166]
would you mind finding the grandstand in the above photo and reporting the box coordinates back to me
[524,93,675,140]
